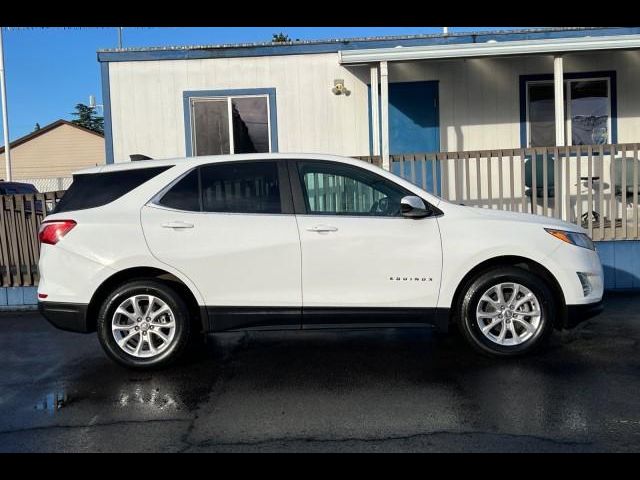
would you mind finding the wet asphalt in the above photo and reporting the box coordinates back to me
[0,293,639,452]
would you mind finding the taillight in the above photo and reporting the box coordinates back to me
[39,220,77,245]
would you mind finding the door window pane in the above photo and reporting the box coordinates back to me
[570,80,609,145]
[298,162,409,216]
[231,97,269,153]
[200,161,281,214]
[192,99,230,155]
[528,83,556,147]
[158,169,200,212]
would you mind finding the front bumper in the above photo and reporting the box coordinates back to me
[561,300,604,329]
[38,301,92,333]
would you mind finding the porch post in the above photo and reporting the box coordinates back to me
[380,60,390,170]
[370,64,380,156]
[553,55,565,146]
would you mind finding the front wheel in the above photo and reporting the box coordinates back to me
[97,279,193,369]
[458,267,557,357]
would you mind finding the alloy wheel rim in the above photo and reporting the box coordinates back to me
[111,294,176,358]
[475,282,542,346]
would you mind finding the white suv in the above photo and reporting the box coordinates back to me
[37,154,603,369]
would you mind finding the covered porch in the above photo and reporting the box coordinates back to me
[341,33,640,290]
[341,32,640,168]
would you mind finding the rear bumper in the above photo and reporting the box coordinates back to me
[38,301,92,333]
[562,300,604,329]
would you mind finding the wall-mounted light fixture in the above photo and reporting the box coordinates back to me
[332,79,351,96]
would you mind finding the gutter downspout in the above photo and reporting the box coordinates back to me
[380,60,390,170]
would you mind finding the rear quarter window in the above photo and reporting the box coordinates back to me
[53,166,172,213]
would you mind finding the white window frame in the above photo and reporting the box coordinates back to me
[190,94,272,155]
[525,77,612,147]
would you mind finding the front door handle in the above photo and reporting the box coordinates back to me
[307,224,338,232]
[162,221,194,229]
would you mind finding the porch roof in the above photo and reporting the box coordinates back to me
[339,33,640,64]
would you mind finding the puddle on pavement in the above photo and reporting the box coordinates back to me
[34,391,69,414]
[117,384,178,411]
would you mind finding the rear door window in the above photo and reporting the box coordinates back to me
[53,166,172,213]
[200,161,281,214]
[157,161,288,214]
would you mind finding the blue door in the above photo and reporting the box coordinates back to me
[369,81,441,193]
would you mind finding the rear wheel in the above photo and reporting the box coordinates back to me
[97,279,193,369]
[457,267,556,357]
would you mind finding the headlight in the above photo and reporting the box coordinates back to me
[545,228,595,250]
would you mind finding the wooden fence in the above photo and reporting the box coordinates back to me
[358,143,640,241]
[0,191,65,287]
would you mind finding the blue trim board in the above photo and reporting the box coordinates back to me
[0,287,37,306]
[100,62,114,164]
[595,240,640,291]
[519,71,618,149]
[183,88,278,156]
[97,28,640,63]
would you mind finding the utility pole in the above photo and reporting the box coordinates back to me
[0,27,11,181]
[117,27,123,48]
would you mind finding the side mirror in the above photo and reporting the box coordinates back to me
[400,195,430,218]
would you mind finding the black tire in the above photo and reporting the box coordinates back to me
[457,267,556,357]
[97,278,193,369]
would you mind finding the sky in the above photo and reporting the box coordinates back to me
[0,26,519,144]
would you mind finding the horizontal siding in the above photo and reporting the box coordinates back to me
[107,50,640,161]
[0,124,105,179]
[108,53,370,162]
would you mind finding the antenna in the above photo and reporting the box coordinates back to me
[88,95,103,113]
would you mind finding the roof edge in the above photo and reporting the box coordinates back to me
[97,27,640,63]
[0,119,104,154]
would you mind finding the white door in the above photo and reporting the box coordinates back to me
[292,160,442,324]
[141,161,302,330]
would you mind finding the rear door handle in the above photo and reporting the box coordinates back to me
[306,225,338,232]
[162,221,194,229]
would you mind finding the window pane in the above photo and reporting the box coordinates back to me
[570,80,608,145]
[298,162,409,216]
[528,83,556,147]
[200,162,281,214]
[231,97,270,153]
[158,169,200,211]
[192,99,230,156]
[54,166,172,213]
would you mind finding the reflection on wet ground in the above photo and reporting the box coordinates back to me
[0,292,639,452]
[34,392,69,414]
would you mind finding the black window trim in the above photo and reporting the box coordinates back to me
[150,159,294,215]
[288,159,442,218]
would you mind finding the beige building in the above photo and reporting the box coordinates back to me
[0,119,105,181]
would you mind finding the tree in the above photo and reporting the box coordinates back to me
[34,123,41,131]
[272,32,291,43]
[70,103,104,134]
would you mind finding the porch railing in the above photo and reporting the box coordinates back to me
[357,143,640,241]
[0,191,65,287]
